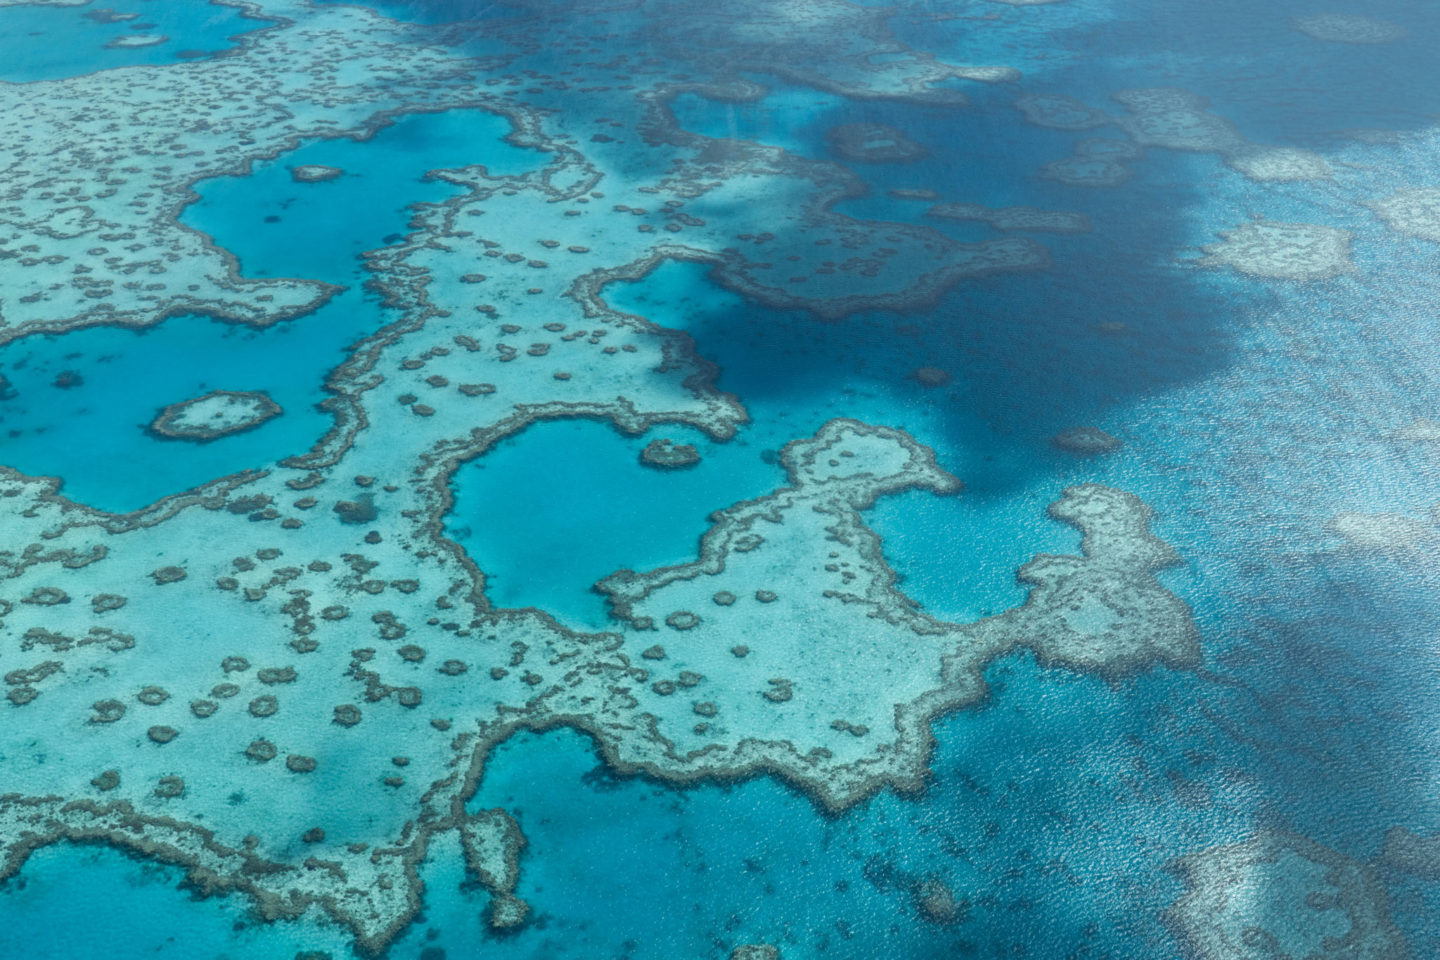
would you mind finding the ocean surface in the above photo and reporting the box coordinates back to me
[2,0,1438,958]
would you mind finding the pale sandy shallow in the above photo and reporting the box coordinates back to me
[1294,13,1406,44]
[104,34,169,48]
[1195,219,1354,280]
[1167,832,1408,959]
[149,390,283,442]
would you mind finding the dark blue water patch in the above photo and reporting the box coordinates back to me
[813,91,1107,216]
[447,418,783,630]
[182,107,542,285]
[0,291,381,513]
[665,75,1251,418]
[1048,0,1440,143]
[601,254,1243,486]
[313,0,525,27]
[670,85,842,160]
[0,0,263,82]
[684,75,1220,257]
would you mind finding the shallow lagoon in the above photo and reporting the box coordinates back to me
[0,0,261,83]
[0,106,538,512]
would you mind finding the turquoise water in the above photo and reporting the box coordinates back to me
[0,844,350,959]
[182,107,539,284]
[5,0,1440,957]
[448,418,782,629]
[0,107,537,512]
[0,303,357,510]
[0,0,264,82]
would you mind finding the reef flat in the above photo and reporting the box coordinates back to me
[103,34,167,48]
[0,0,513,346]
[6,0,1439,955]
[0,410,1194,951]
[1371,187,1440,242]
[1195,220,1355,281]
[290,163,344,183]
[0,0,1079,947]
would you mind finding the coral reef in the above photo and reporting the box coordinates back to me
[1166,831,1409,960]
[1328,512,1440,554]
[1295,14,1406,44]
[1114,88,1331,183]
[104,34,168,48]
[826,123,926,163]
[0,0,523,348]
[1051,426,1122,455]
[292,165,344,183]
[928,203,1091,233]
[1379,826,1440,879]
[640,438,701,469]
[1040,137,1137,186]
[0,409,1194,954]
[730,947,780,960]
[459,808,530,928]
[1196,220,1354,280]
[1370,188,1440,242]
[149,390,283,442]
[1015,93,1110,130]
[0,0,1206,953]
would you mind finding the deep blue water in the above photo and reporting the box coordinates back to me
[4,0,1440,957]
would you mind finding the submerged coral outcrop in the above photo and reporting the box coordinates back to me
[1166,831,1410,960]
[826,122,927,163]
[1294,14,1406,45]
[149,390,283,442]
[1195,219,1354,280]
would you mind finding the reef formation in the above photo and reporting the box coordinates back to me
[0,0,1255,952]
[1166,831,1410,960]
[0,408,1197,952]
[826,122,927,163]
[1195,220,1354,281]
[149,390,283,442]
[291,164,344,183]
[1294,14,1406,45]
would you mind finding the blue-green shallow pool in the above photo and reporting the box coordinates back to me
[0,0,265,83]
